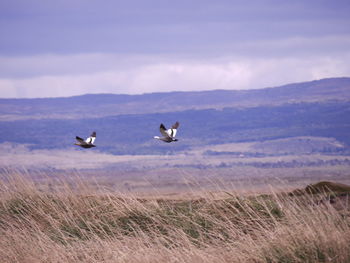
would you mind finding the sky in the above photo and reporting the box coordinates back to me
[0,0,350,98]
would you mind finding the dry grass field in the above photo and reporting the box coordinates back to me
[1,172,350,263]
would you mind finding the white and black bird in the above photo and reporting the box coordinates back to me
[74,131,96,148]
[154,122,180,143]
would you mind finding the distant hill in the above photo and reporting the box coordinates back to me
[1,77,350,155]
[1,101,350,154]
[0,77,349,121]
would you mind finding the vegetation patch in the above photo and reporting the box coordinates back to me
[1,175,350,262]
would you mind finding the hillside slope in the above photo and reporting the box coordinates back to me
[0,77,349,121]
[1,101,350,154]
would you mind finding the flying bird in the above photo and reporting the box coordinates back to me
[154,122,180,143]
[74,131,96,148]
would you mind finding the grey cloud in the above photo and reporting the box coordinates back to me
[1,35,350,79]
[1,54,349,98]
[0,0,349,55]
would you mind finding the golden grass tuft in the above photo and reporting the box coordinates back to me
[0,172,350,262]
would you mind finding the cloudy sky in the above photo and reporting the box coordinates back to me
[1,0,350,98]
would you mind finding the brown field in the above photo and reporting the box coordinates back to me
[1,139,350,195]
[1,138,350,262]
[1,171,350,263]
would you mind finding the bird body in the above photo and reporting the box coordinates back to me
[75,132,96,148]
[154,122,179,143]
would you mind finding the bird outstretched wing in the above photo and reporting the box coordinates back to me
[76,136,85,143]
[172,122,180,129]
[160,124,170,138]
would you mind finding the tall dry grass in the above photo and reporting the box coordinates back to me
[0,172,349,263]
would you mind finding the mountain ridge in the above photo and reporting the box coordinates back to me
[1,77,349,121]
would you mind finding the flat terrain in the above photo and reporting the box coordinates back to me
[1,78,349,194]
[2,136,350,195]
